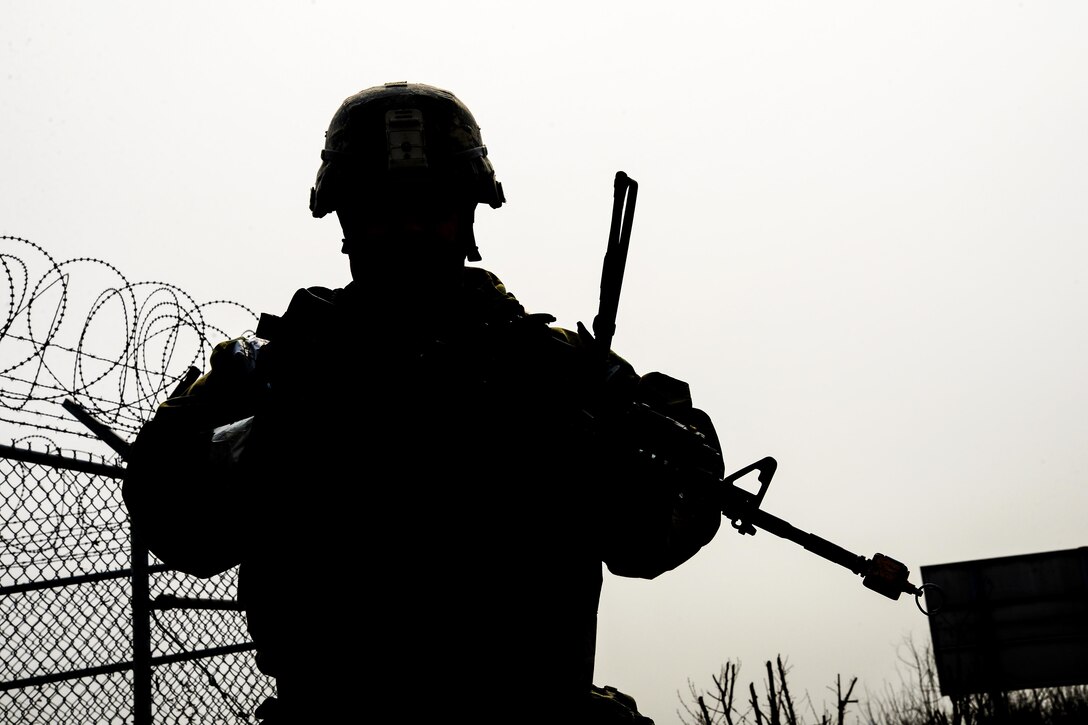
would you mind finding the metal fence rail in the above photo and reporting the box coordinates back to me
[0,444,274,724]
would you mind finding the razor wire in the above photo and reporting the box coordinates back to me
[0,234,260,460]
[0,235,273,723]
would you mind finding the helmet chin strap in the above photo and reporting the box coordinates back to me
[463,204,482,262]
[465,237,482,262]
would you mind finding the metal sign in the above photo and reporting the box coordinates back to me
[921,547,1088,696]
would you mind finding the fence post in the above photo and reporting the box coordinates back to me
[131,519,152,725]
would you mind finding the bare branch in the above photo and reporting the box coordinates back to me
[698,695,713,725]
[766,660,780,725]
[776,655,797,725]
[835,674,858,725]
[750,682,764,725]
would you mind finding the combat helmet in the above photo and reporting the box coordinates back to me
[310,82,504,260]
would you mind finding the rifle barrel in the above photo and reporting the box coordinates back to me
[744,507,869,576]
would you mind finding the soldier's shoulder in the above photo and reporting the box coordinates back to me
[463,266,515,299]
[462,266,530,323]
[255,285,341,340]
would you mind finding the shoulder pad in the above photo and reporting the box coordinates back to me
[255,286,339,340]
[457,269,531,329]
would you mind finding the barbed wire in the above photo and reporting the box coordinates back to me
[0,236,259,462]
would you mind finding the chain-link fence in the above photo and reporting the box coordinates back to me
[0,444,275,724]
[0,236,274,722]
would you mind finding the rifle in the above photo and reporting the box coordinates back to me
[582,171,928,610]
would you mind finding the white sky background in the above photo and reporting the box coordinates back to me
[4,2,1088,722]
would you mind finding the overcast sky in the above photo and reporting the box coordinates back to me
[4,2,1088,722]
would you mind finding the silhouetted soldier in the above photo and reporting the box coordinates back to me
[123,81,726,724]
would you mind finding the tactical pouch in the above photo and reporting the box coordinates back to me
[123,413,251,577]
[121,336,268,578]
